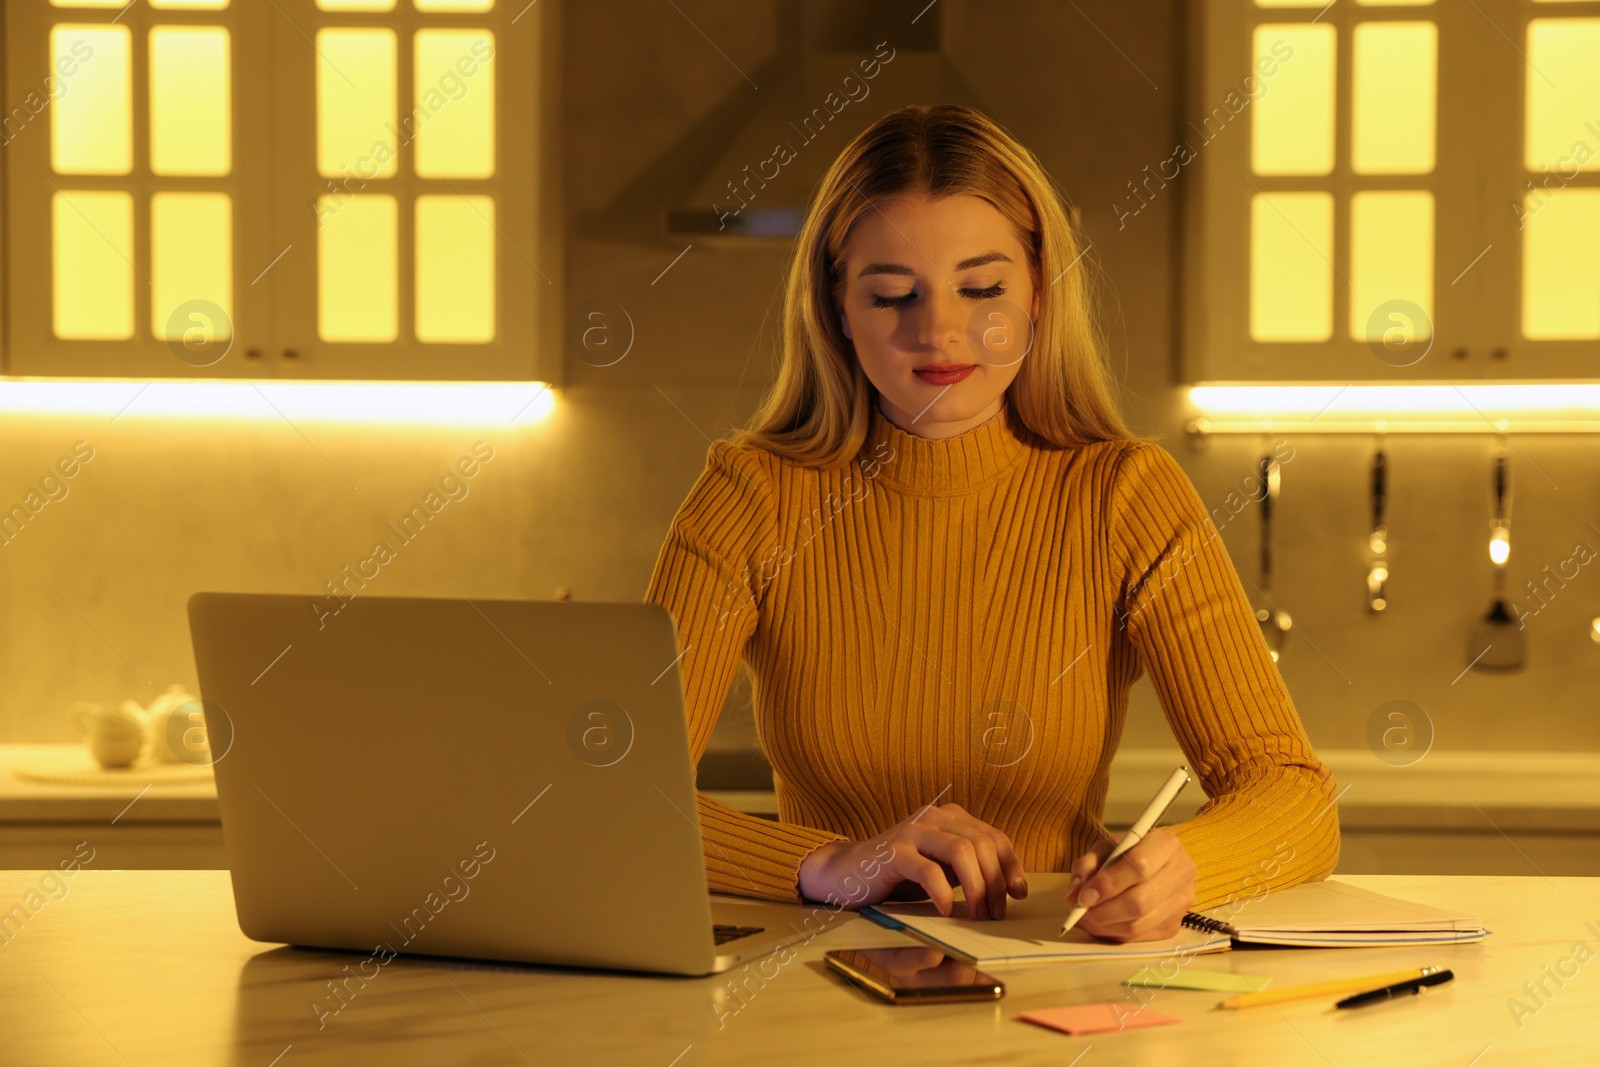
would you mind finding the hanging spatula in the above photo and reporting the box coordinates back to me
[1367,446,1388,615]
[1468,450,1525,672]
[1255,450,1293,662]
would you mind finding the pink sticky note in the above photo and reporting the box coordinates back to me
[1018,1003,1183,1036]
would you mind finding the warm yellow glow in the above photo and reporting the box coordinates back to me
[416,196,496,343]
[1189,385,1600,433]
[1523,189,1600,340]
[152,193,233,343]
[51,25,131,175]
[1352,22,1437,174]
[1350,191,1434,341]
[53,191,134,341]
[316,28,397,180]
[1356,0,1436,5]
[1526,19,1600,171]
[1252,24,1335,176]
[317,0,396,10]
[0,381,556,425]
[413,30,496,179]
[1489,529,1511,567]
[417,0,495,10]
[149,0,230,8]
[1192,384,1600,413]
[1250,192,1333,342]
[49,0,128,6]
[1253,0,1323,6]
[318,195,398,343]
[150,26,232,177]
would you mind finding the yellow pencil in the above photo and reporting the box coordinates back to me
[1218,967,1442,1010]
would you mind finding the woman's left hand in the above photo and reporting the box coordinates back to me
[1064,828,1197,942]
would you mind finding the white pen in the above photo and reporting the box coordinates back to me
[1059,766,1191,936]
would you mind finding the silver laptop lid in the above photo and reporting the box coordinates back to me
[188,592,719,976]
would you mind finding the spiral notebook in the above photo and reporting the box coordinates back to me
[866,876,1486,966]
[1185,878,1487,947]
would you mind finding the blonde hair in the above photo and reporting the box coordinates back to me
[729,104,1135,468]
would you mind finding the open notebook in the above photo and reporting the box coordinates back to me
[1187,879,1487,947]
[866,875,1487,966]
[865,877,1232,965]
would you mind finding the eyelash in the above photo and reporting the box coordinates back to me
[871,283,1008,310]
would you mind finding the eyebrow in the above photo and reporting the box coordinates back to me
[857,251,1014,278]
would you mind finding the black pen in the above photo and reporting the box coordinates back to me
[1334,969,1454,1009]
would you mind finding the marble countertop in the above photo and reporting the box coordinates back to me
[0,869,1592,1064]
[4,743,1597,832]
[0,745,220,822]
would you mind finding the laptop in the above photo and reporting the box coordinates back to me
[187,591,845,977]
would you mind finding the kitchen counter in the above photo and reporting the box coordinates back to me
[0,744,227,870]
[4,744,1598,874]
[1,869,1593,1064]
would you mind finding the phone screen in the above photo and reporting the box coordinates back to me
[825,947,1005,1003]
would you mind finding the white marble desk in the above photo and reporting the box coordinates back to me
[1,870,1596,1065]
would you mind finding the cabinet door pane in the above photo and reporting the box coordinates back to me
[1252,24,1336,176]
[152,193,234,345]
[1525,19,1600,172]
[316,28,398,180]
[413,30,495,178]
[51,25,132,175]
[54,191,135,340]
[415,195,495,342]
[1350,191,1434,340]
[1352,21,1437,174]
[1251,192,1334,341]
[1523,189,1600,340]
[150,26,233,177]
[318,195,398,342]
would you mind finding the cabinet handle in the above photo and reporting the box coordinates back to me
[1452,347,1468,360]
[1491,347,1507,360]
[281,349,299,360]
[245,348,263,359]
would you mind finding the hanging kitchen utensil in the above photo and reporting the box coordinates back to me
[1255,448,1293,662]
[1468,449,1525,671]
[1367,445,1389,615]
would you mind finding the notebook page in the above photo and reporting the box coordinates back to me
[1203,879,1483,936]
[869,889,1230,965]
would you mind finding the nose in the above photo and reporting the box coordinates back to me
[916,288,966,354]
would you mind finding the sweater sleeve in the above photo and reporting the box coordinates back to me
[644,440,845,902]
[1106,441,1341,911]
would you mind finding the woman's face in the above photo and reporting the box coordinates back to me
[836,193,1038,439]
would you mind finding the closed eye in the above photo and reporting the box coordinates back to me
[871,283,1008,310]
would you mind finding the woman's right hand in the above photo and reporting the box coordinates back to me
[796,803,1028,920]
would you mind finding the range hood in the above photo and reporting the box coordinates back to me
[662,0,985,242]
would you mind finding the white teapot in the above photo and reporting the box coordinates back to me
[71,700,147,769]
[72,683,204,769]
[134,683,205,763]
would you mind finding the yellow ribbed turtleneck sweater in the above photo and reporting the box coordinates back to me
[645,400,1340,911]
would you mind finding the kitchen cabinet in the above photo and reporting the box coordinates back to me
[1,0,562,382]
[1183,0,1600,383]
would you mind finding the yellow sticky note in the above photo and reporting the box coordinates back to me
[1124,968,1272,994]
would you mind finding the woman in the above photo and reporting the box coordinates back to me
[645,104,1339,943]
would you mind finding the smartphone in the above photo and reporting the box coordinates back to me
[824,947,1005,1004]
